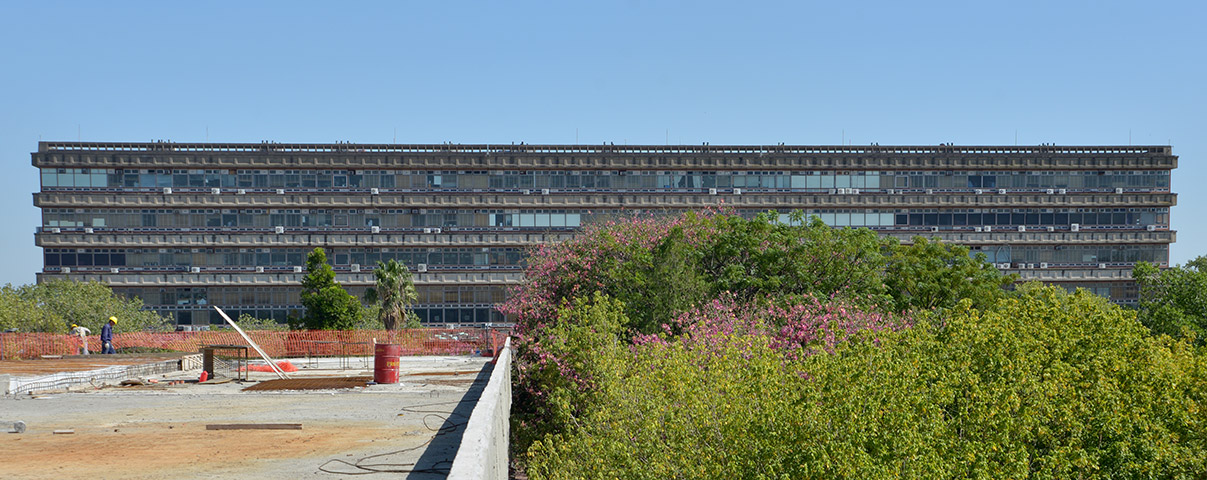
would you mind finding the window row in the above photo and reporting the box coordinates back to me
[41,168,1170,191]
[971,244,1168,265]
[115,284,509,309]
[44,207,1170,230]
[163,306,506,326]
[44,247,526,269]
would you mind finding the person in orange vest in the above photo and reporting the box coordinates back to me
[101,316,117,354]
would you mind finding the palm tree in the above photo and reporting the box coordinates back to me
[363,259,418,330]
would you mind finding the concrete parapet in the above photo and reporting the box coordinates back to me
[448,337,512,480]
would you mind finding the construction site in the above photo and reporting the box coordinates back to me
[0,329,513,479]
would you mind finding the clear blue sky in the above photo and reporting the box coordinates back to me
[1,1,1203,287]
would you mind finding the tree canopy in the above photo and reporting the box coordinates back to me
[299,247,361,330]
[0,280,169,333]
[506,211,1207,479]
[1134,256,1207,342]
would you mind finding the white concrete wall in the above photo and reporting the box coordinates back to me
[448,337,512,480]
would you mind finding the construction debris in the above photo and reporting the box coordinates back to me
[10,421,25,433]
[206,424,302,430]
[53,429,74,434]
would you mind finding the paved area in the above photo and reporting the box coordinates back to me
[1,355,493,479]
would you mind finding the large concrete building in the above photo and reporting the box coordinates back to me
[32,142,1176,326]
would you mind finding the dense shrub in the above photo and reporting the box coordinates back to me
[524,285,1207,479]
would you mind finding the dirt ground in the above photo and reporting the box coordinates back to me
[0,354,188,376]
[1,356,492,479]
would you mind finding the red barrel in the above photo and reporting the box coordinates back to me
[374,343,401,384]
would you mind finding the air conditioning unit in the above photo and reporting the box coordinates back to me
[1098,263,1107,269]
[851,188,860,195]
[190,267,201,274]
[1046,189,1054,195]
[211,188,221,195]
[62,267,71,274]
[293,266,303,273]
[1115,187,1124,194]
[274,226,285,234]
[1040,263,1049,269]
[541,188,550,195]
[163,187,172,195]
[975,189,983,195]
[522,189,531,195]
[931,226,939,232]
[733,188,742,195]
[432,227,441,234]
[1070,223,1080,232]
[110,268,120,274]
[255,266,265,273]
[371,225,381,234]
[423,228,433,234]
[887,189,895,194]
[997,263,1010,269]
[237,189,246,195]
[1017,263,1027,269]
[1147,225,1157,231]
[709,188,717,195]
[1027,263,1035,269]
[84,227,94,234]
[50,227,61,234]
[998,189,1006,195]
[351,264,360,272]
[1046,226,1055,232]
[277,189,286,195]
[1018,225,1026,232]
[926,189,934,195]
[370,188,379,195]
[984,226,992,232]
[417,263,428,273]
[1058,188,1067,195]
[974,226,984,232]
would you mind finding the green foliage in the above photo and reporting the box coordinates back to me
[1135,257,1207,341]
[0,280,169,333]
[234,313,287,331]
[524,284,1207,479]
[885,236,1017,311]
[299,248,361,330]
[514,292,629,452]
[363,259,418,330]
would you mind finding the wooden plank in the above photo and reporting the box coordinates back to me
[205,423,302,431]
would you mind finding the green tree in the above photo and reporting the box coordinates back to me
[299,248,361,330]
[884,236,1017,311]
[234,313,287,331]
[1134,256,1207,341]
[0,280,169,333]
[363,259,418,330]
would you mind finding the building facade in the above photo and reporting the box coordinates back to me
[33,142,1176,325]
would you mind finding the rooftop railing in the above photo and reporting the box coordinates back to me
[39,142,1172,156]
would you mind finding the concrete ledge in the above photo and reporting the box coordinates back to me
[448,337,512,480]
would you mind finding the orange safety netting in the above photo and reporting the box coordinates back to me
[0,328,509,361]
[241,361,300,373]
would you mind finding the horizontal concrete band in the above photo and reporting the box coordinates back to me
[32,268,1131,290]
[34,230,1176,249]
[33,192,1177,209]
[34,271,526,287]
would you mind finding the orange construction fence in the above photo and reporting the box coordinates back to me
[0,328,511,361]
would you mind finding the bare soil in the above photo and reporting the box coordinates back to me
[0,354,187,376]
